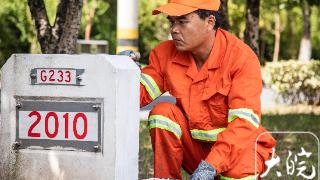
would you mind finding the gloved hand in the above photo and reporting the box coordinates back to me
[190,160,216,180]
[118,50,141,67]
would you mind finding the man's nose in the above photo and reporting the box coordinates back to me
[170,24,179,34]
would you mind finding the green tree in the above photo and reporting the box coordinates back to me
[83,0,97,40]
[27,0,83,53]
[244,0,260,57]
[311,6,320,59]
[220,0,231,31]
[260,0,301,62]
[138,0,169,64]
[0,0,35,67]
[298,0,312,61]
[228,0,246,38]
[298,0,319,61]
[78,0,117,53]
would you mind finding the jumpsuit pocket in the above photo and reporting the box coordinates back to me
[201,86,230,126]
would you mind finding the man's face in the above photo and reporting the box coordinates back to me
[168,12,214,52]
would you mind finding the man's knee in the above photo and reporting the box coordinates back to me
[149,102,184,140]
[150,102,180,116]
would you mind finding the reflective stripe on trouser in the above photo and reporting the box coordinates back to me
[191,128,226,141]
[228,108,260,128]
[149,115,182,139]
[149,102,213,179]
[140,73,162,100]
[149,102,266,179]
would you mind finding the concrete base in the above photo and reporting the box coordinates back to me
[0,54,140,180]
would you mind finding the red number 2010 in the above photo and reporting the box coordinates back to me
[27,111,88,139]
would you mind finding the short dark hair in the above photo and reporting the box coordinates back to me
[195,9,221,29]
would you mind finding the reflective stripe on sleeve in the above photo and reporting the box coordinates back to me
[228,108,260,128]
[220,174,258,180]
[140,73,162,100]
[148,115,182,139]
[190,128,226,141]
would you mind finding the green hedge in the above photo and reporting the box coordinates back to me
[263,60,320,105]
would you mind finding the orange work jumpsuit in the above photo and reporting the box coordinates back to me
[140,28,276,179]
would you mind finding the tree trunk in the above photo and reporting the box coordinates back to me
[298,0,311,61]
[287,8,295,59]
[219,0,230,31]
[27,0,83,54]
[244,0,260,57]
[273,11,281,62]
[84,0,97,40]
[259,29,266,63]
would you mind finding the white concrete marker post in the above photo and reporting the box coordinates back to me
[0,54,140,180]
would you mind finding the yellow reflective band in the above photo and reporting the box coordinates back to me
[228,108,260,128]
[191,128,226,141]
[140,73,162,100]
[220,174,258,180]
[148,115,182,139]
[117,28,138,39]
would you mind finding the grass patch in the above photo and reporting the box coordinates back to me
[262,114,320,138]
[139,122,153,178]
[262,114,320,179]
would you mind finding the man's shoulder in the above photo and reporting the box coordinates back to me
[220,29,257,60]
[218,29,260,73]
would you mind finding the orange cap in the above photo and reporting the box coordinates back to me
[152,0,220,16]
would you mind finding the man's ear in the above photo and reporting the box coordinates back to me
[206,15,216,30]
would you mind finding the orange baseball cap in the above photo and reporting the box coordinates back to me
[152,0,220,16]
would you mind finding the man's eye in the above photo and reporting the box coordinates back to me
[169,20,175,25]
[168,19,188,26]
[179,20,188,24]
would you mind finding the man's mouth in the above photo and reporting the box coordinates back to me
[173,38,183,45]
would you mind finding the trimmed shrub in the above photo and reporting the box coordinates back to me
[263,60,320,105]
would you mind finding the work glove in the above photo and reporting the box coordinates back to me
[118,50,141,67]
[190,160,216,180]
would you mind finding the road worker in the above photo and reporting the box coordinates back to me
[139,0,276,179]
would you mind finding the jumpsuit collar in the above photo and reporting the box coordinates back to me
[171,28,226,80]
[171,50,197,80]
[207,28,226,70]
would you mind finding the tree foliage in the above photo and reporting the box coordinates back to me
[244,0,260,57]
[79,0,117,53]
[0,0,35,67]
[138,0,170,64]
[220,0,231,30]
[27,0,83,54]
[0,0,319,67]
[259,0,320,63]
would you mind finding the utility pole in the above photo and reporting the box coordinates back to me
[117,0,139,53]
